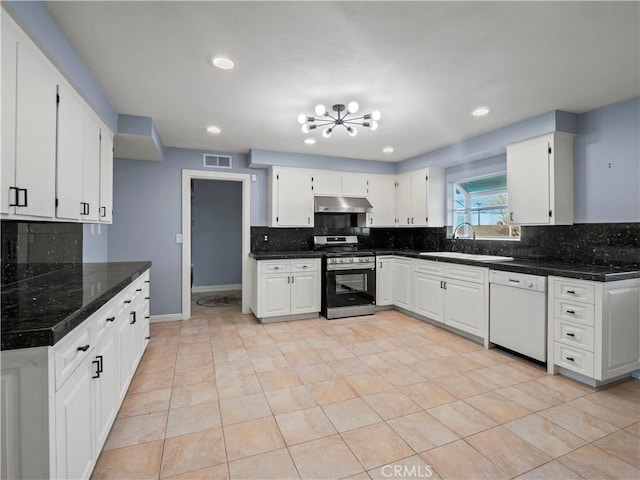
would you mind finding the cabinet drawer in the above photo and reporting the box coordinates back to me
[554,281,595,304]
[414,260,445,276]
[445,264,487,284]
[291,260,318,273]
[554,299,594,326]
[54,322,93,390]
[259,262,290,274]
[554,343,594,377]
[94,304,117,344]
[554,320,594,352]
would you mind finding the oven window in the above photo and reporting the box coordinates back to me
[336,273,367,294]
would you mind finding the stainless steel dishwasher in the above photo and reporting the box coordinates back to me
[489,270,548,362]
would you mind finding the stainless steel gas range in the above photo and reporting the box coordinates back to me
[314,236,376,319]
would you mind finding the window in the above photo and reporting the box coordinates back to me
[451,173,520,239]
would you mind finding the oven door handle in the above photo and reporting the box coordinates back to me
[326,265,376,271]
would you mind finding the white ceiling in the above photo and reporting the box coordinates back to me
[45,1,639,163]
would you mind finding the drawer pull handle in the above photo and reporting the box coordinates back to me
[92,360,101,379]
[566,290,576,294]
[130,311,137,324]
[145,336,151,340]
[145,316,150,320]
[145,280,150,284]
[145,296,150,300]
[136,288,142,292]
[566,356,575,362]
[124,300,131,304]
[566,310,575,315]
[77,344,90,352]
[106,316,115,322]
[566,332,575,337]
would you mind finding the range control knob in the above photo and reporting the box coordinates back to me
[525,279,534,288]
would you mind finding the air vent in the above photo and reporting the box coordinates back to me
[203,154,232,169]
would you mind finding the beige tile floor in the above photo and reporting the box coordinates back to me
[92,299,640,480]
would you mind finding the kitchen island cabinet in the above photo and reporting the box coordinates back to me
[0,262,150,480]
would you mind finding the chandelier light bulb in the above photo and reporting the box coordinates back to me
[301,124,310,134]
[347,101,359,114]
[322,127,333,138]
[370,121,379,131]
[371,110,382,121]
[347,126,358,137]
[315,104,327,116]
[297,114,307,125]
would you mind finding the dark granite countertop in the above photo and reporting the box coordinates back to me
[1,261,152,350]
[250,249,639,282]
[250,251,324,260]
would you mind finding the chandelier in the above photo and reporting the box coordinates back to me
[297,102,381,138]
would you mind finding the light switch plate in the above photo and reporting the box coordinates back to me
[176,233,183,244]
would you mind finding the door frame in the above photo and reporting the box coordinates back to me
[181,169,251,320]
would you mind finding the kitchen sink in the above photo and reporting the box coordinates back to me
[419,252,514,262]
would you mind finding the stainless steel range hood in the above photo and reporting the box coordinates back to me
[314,196,373,213]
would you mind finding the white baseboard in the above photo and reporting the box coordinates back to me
[191,284,242,293]
[149,313,183,323]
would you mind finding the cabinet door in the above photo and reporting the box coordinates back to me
[56,83,84,220]
[445,279,485,337]
[392,259,413,310]
[116,310,133,401]
[55,359,95,480]
[81,112,101,222]
[342,174,368,197]
[290,272,319,314]
[396,174,411,226]
[274,169,313,226]
[311,170,340,196]
[93,329,118,452]
[376,258,394,306]
[14,33,57,218]
[410,170,428,226]
[1,18,18,215]
[259,274,291,317]
[507,136,551,225]
[99,127,114,223]
[414,272,445,323]
[367,176,396,227]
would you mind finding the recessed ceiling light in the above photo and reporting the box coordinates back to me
[211,56,235,70]
[382,146,394,154]
[304,138,316,145]
[472,107,491,117]
[206,125,221,134]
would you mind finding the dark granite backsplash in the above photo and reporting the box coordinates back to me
[251,221,639,269]
[1,221,83,286]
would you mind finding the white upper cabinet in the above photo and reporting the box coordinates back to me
[81,111,101,222]
[396,167,445,227]
[1,12,114,224]
[1,15,57,218]
[341,174,368,197]
[56,83,85,220]
[507,132,574,225]
[311,170,340,196]
[367,174,396,227]
[269,167,314,227]
[99,127,114,223]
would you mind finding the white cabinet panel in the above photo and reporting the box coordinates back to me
[444,278,486,338]
[56,83,85,220]
[93,329,118,451]
[507,132,574,225]
[98,128,114,223]
[376,257,394,306]
[367,175,396,227]
[341,174,368,197]
[290,272,319,314]
[414,272,445,323]
[1,17,18,215]
[311,170,340,196]
[270,168,313,227]
[81,111,101,222]
[393,258,413,310]
[260,275,291,317]
[396,168,444,227]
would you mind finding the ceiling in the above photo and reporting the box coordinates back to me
[44,1,639,163]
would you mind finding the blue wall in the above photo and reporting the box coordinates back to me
[574,97,640,222]
[82,224,108,262]
[191,180,242,287]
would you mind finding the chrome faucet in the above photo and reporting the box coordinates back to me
[452,222,477,253]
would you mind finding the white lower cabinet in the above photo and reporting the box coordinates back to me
[0,269,150,480]
[376,256,394,306]
[549,276,640,385]
[392,257,413,310]
[391,258,488,342]
[251,258,321,322]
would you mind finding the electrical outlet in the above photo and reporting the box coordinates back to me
[176,234,183,244]
[263,235,269,242]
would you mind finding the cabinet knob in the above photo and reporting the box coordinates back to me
[565,356,575,362]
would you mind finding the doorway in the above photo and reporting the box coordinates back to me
[181,169,251,320]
